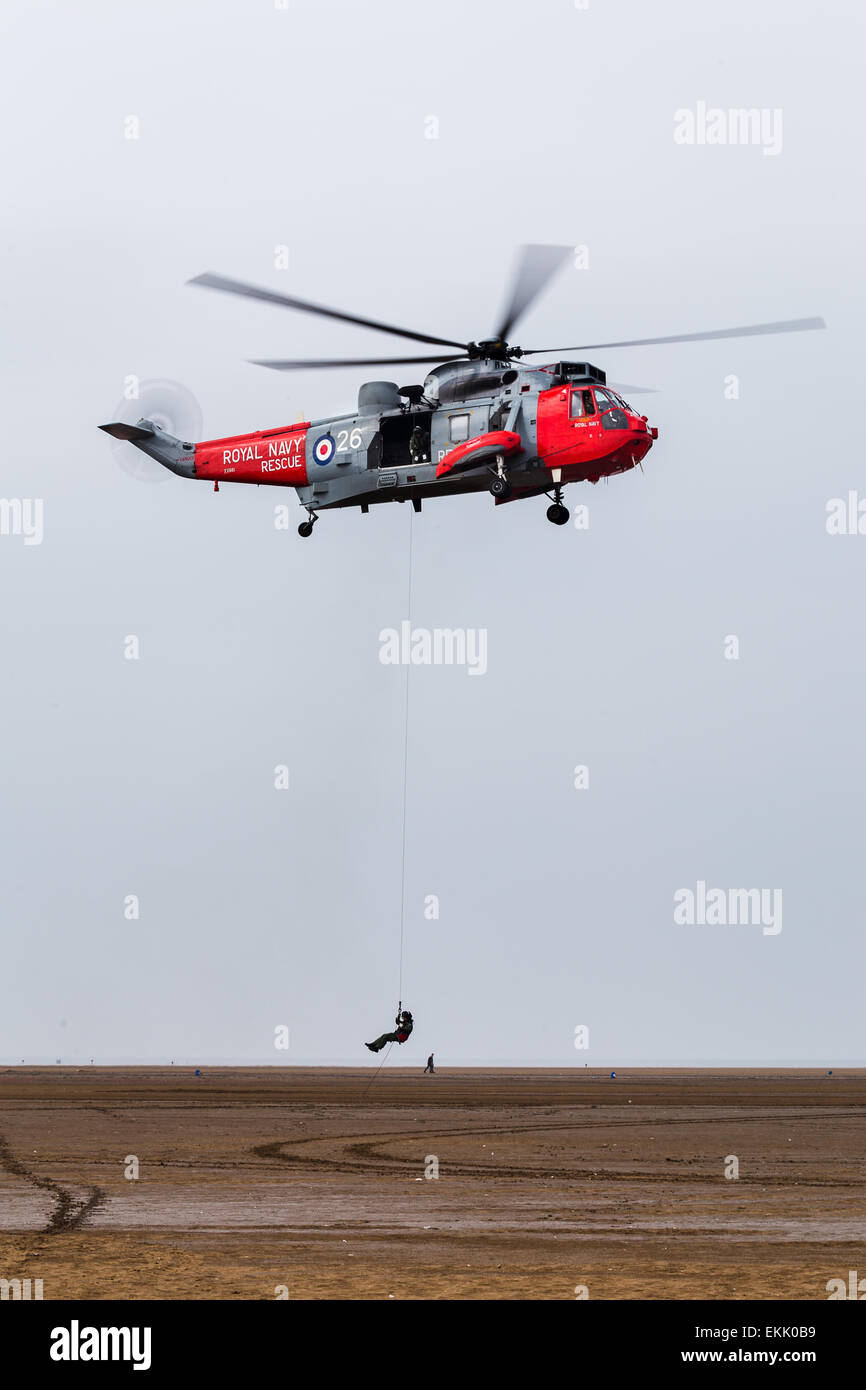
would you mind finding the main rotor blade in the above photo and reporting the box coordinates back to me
[608,382,658,395]
[523,316,826,354]
[496,244,573,342]
[249,354,468,372]
[188,273,468,351]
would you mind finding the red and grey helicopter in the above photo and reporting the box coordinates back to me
[100,245,824,535]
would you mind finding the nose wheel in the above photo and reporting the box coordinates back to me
[298,511,318,538]
[545,484,569,526]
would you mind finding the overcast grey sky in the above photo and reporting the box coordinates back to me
[1,0,863,1064]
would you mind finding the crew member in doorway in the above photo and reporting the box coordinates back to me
[424,1053,435,1075]
[409,425,426,465]
[366,1009,414,1053]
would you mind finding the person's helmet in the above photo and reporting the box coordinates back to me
[402,1011,412,1020]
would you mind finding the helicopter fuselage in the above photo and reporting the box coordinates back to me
[100,246,824,532]
[166,358,657,518]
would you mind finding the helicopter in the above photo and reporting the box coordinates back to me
[99,245,825,535]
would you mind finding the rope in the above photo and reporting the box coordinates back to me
[397,508,414,1003]
[365,512,415,1101]
[361,1041,395,1099]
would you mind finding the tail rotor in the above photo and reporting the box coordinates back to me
[104,378,202,483]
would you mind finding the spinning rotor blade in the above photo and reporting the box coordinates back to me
[102,378,203,485]
[250,354,468,372]
[523,316,826,355]
[496,244,573,343]
[188,273,468,351]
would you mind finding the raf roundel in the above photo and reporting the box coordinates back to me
[314,433,336,466]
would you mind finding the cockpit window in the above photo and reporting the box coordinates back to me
[570,388,596,418]
[595,387,629,430]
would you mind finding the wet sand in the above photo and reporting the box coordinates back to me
[0,1067,862,1300]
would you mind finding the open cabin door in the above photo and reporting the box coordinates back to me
[366,429,383,470]
[377,413,432,469]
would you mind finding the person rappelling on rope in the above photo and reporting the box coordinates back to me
[366,1005,414,1053]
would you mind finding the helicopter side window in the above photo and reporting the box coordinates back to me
[449,413,470,443]
[570,389,596,418]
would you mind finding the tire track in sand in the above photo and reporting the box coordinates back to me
[0,1127,104,1232]
[253,1113,866,1185]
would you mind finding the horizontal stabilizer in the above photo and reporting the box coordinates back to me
[98,421,155,443]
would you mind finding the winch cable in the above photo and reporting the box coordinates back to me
[361,1041,395,1100]
[397,508,415,1007]
[365,511,414,1094]
[366,514,417,1095]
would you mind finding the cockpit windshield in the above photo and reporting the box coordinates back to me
[594,387,630,429]
[570,385,633,421]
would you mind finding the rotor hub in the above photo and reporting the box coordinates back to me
[469,338,510,360]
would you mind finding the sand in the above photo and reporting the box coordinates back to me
[0,1067,863,1300]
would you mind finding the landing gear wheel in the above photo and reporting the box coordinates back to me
[546,503,570,526]
[298,520,314,538]
[489,475,511,499]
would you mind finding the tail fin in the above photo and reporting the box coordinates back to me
[98,417,196,478]
[99,421,156,443]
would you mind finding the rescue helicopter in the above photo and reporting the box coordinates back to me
[99,245,825,535]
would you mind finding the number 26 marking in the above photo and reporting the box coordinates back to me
[336,427,362,452]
